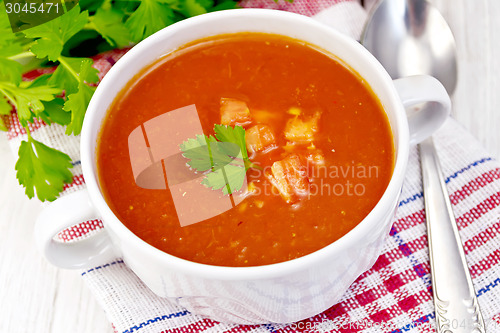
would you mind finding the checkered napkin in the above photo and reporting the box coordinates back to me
[5,0,500,332]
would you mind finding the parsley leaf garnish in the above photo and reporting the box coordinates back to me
[15,135,73,202]
[214,124,250,163]
[202,161,246,195]
[179,125,253,195]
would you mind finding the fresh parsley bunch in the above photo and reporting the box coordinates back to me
[0,0,239,202]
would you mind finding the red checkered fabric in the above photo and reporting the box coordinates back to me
[5,1,500,332]
[238,0,349,16]
[56,219,104,243]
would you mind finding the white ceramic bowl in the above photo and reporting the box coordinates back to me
[35,9,450,324]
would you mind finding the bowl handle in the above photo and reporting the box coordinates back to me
[34,189,116,269]
[393,75,451,145]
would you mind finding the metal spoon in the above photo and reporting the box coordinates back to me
[361,1,486,332]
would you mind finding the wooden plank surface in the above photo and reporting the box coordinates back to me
[0,1,499,332]
[436,0,500,160]
[0,138,113,333]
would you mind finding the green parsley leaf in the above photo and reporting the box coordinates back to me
[202,163,246,195]
[180,125,253,195]
[179,0,209,17]
[16,136,73,202]
[79,0,107,12]
[63,59,96,135]
[24,73,52,87]
[0,95,11,115]
[214,124,251,165]
[208,0,240,12]
[64,0,81,12]
[23,5,89,61]
[90,7,131,48]
[0,42,24,58]
[0,80,61,126]
[196,0,214,8]
[180,134,242,172]
[0,4,27,85]
[125,0,175,42]
[0,58,23,85]
[180,134,217,172]
[0,30,24,83]
[50,56,99,96]
[180,134,215,151]
[0,96,11,131]
[39,98,71,126]
[0,6,41,74]
[0,3,20,46]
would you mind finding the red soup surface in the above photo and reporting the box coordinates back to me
[97,33,395,267]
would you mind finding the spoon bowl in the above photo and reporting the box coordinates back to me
[362,0,457,94]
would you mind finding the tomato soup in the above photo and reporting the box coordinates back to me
[97,33,394,267]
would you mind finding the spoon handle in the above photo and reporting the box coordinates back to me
[420,137,486,333]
